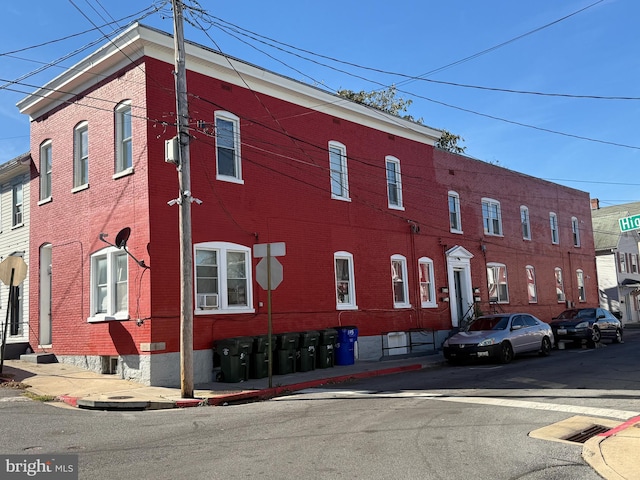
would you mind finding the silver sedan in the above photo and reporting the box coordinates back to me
[442,313,554,364]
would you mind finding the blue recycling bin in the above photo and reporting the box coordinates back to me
[335,326,358,365]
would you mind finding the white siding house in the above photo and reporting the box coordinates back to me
[591,199,640,325]
[0,153,31,358]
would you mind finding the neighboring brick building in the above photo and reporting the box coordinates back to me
[17,24,597,386]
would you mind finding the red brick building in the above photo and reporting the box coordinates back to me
[17,24,597,386]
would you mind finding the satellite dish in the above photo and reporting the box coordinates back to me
[115,227,131,249]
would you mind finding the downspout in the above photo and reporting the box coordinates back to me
[409,221,421,329]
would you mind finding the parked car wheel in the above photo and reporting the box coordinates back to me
[499,342,514,364]
[614,328,623,344]
[539,336,552,356]
[587,328,601,348]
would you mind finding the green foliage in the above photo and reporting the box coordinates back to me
[23,391,56,402]
[435,130,466,154]
[337,86,466,154]
[336,85,423,124]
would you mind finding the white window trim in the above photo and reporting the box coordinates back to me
[526,265,537,304]
[88,246,129,322]
[555,267,566,302]
[481,198,503,236]
[391,254,410,308]
[215,111,244,184]
[487,262,509,304]
[115,101,133,175]
[572,216,581,247]
[74,121,89,189]
[577,269,586,302]
[619,252,627,273]
[39,140,52,202]
[386,156,404,210]
[12,182,23,228]
[329,141,350,201]
[550,212,559,245]
[521,205,531,240]
[194,241,254,315]
[448,191,462,234]
[334,251,357,310]
[418,256,437,308]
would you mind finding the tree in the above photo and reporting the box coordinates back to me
[336,86,465,154]
[435,130,466,154]
[336,85,422,123]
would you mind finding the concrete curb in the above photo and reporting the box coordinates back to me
[582,415,640,480]
[60,362,428,411]
[206,363,424,406]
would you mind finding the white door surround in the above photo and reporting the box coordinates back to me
[446,246,474,328]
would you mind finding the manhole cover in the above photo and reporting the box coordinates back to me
[563,424,610,443]
[107,396,134,400]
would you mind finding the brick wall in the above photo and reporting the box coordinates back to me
[28,54,598,360]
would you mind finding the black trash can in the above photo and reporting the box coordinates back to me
[316,328,337,369]
[215,336,252,382]
[250,334,276,379]
[335,326,358,365]
[297,331,320,372]
[275,332,299,375]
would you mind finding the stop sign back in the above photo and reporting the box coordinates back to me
[256,256,283,290]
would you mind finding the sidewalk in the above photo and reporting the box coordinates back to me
[0,354,443,409]
[2,353,639,479]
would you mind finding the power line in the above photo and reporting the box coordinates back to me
[190,8,640,151]
[198,2,626,101]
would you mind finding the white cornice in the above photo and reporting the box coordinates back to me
[17,23,441,145]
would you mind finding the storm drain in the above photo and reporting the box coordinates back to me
[562,424,610,443]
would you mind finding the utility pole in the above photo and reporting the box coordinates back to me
[172,0,194,398]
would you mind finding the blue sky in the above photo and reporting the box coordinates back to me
[2,0,638,207]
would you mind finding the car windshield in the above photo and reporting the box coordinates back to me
[556,309,595,320]
[467,316,509,331]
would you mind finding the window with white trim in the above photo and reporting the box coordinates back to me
[89,247,128,321]
[329,141,349,200]
[115,101,132,174]
[448,191,462,233]
[619,252,627,273]
[391,254,410,307]
[12,183,23,227]
[571,217,580,247]
[334,251,357,309]
[39,140,52,201]
[555,267,566,302]
[418,257,436,307]
[521,206,531,240]
[487,263,509,303]
[577,269,586,302]
[526,265,537,303]
[550,212,559,244]
[215,111,243,183]
[482,198,502,236]
[195,242,253,314]
[386,156,403,209]
[631,254,638,274]
[73,121,89,188]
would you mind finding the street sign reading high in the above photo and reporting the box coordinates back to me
[619,214,640,232]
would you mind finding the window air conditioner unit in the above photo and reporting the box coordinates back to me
[199,294,219,309]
